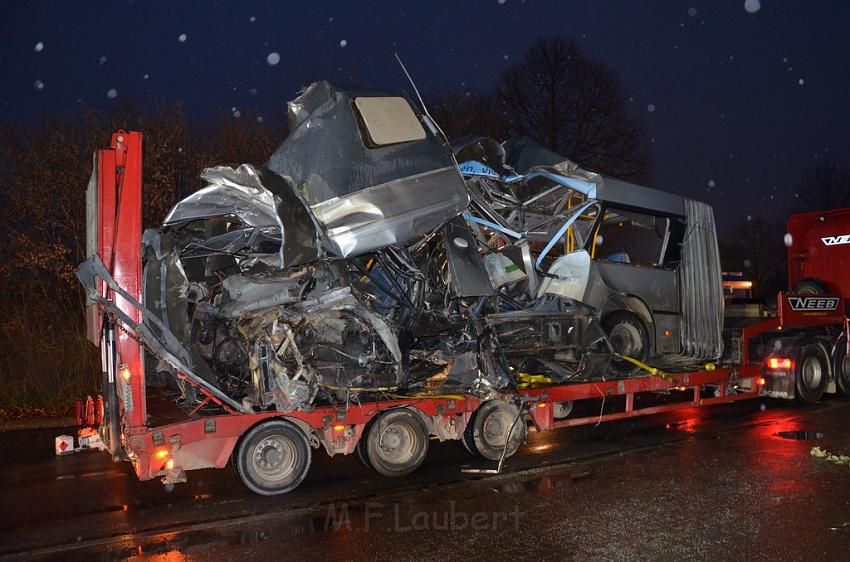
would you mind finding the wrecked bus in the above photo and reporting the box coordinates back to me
[78,82,736,494]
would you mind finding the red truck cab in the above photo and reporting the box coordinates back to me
[787,207,850,309]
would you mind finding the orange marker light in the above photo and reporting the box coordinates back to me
[333,425,345,431]
[118,365,132,383]
[155,449,169,459]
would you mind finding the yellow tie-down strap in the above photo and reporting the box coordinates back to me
[517,356,718,388]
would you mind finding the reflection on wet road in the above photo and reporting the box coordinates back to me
[1,398,849,561]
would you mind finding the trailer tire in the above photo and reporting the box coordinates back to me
[355,425,373,469]
[235,419,312,495]
[792,278,829,295]
[462,401,526,461]
[603,311,650,377]
[795,341,828,403]
[834,335,850,397]
[364,408,429,477]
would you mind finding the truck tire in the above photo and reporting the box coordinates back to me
[834,335,850,397]
[602,311,650,377]
[462,400,526,461]
[235,419,312,495]
[795,341,828,403]
[364,408,429,477]
[792,278,829,295]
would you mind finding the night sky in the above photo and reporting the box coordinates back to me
[3,1,849,226]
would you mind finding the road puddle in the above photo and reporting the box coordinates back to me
[492,470,592,494]
[774,431,823,440]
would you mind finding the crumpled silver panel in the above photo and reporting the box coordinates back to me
[163,165,280,228]
[678,198,724,361]
[311,165,469,257]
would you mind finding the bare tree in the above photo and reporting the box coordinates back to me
[428,89,506,141]
[496,36,652,183]
[796,159,850,211]
[0,102,284,409]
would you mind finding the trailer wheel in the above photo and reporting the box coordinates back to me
[603,311,649,377]
[462,401,526,461]
[355,425,373,469]
[795,342,828,403]
[834,335,850,397]
[364,409,429,477]
[792,278,829,295]
[235,419,312,495]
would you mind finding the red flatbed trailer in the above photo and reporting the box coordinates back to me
[82,131,847,494]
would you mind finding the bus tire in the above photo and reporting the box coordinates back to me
[603,311,650,377]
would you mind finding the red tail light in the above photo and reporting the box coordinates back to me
[767,357,793,370]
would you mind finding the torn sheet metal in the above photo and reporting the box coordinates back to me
[267,81,469,257]
[162,164,320,269]
[441,216,494,297]
[311,165,469,257]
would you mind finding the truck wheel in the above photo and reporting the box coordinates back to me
[235,419,312,495]
[603,311,650,377]
[792,278,829,295]
[462,400,526,461]
[795,342,828,403]
[834,336,850,397]
[364,409,429,477]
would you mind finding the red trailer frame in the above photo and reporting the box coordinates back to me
[85,131,784,491]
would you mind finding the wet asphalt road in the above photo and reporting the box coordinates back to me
[1,397,849,561]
